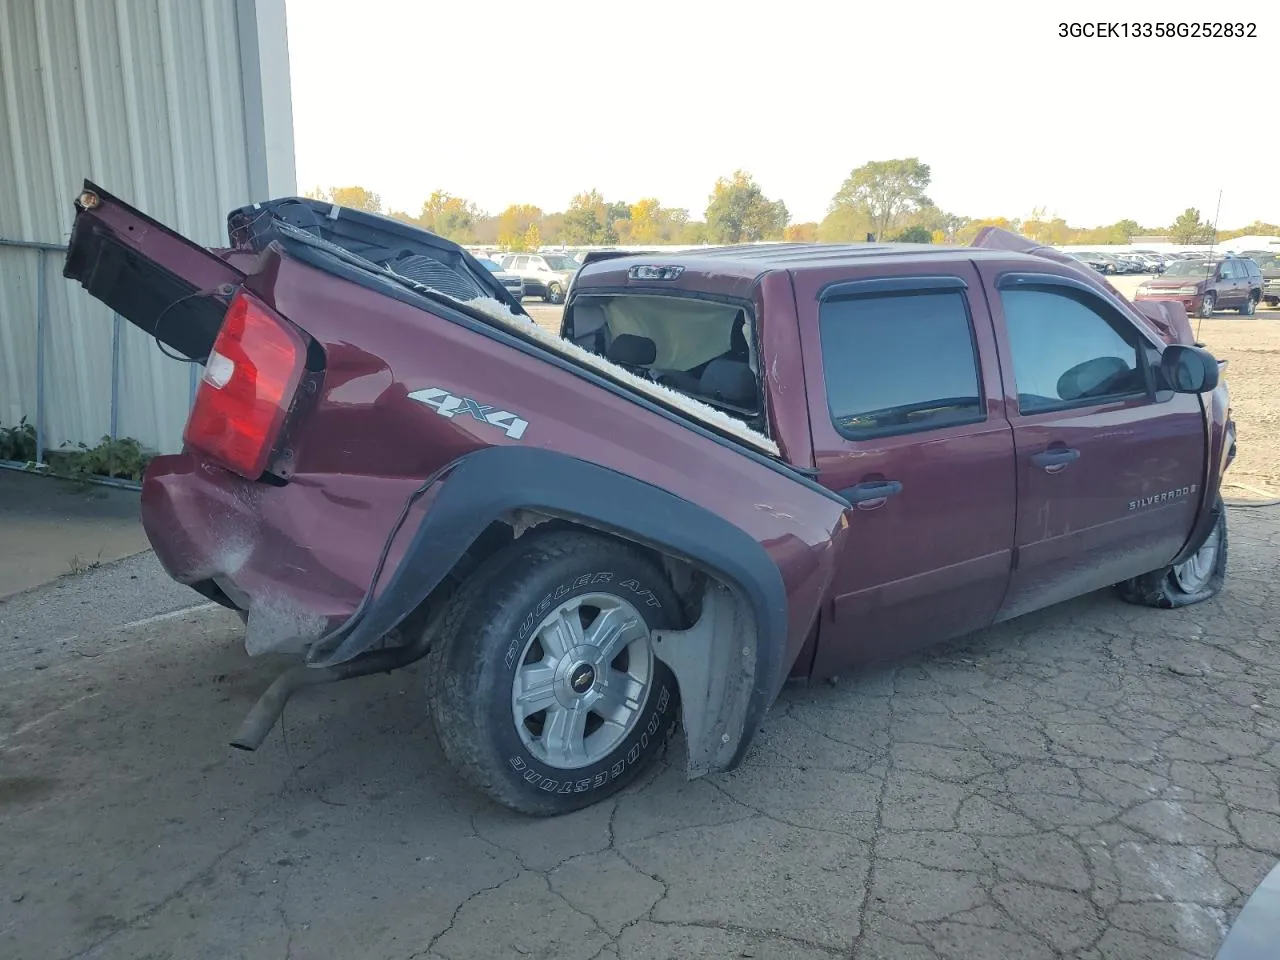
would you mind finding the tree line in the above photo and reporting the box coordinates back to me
[306,160,1276,251]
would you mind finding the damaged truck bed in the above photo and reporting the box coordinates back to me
[63,182,1235,816]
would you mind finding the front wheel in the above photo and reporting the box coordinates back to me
[544,282,564,304]
[1199,292,1216,318]
[427,530,681,816]
[1115,501,1227,608]
[1240,294,1259,317]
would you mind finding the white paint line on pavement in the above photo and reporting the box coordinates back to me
[118,602,222,632]
[0,691,104,746]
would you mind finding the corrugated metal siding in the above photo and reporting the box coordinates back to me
[0,0,274,455]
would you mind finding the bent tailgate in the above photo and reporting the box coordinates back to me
[62,180,243,361]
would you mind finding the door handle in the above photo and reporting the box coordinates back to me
[841,480,903,509]
[1031,447,1080,473]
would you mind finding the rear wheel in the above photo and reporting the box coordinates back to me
[1115,500,1227,608]
[427,530,681,816]
[545,282,564,305]
[1199,292,1216,318]
[1240,293,1259,316]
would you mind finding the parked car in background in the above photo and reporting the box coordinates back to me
[500,253,581,304]
[1245,252,1280,306]
[63,186,1236,816]
[1070,251,1111,273]
[476,257,526,301]
[1136,256,1263,318]
[1094,252,1127,274]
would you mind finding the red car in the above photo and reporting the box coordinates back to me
[64,183,1236,816]
[1136,255,1264,318]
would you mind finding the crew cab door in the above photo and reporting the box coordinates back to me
[979,268,1206,620]
[792,265,1017,676]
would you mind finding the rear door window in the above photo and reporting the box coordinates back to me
[818,290,984,439]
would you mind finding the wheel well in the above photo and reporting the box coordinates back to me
[404,510,766,779]
[415,510,721,635]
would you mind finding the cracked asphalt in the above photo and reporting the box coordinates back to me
[1,505,1278,959]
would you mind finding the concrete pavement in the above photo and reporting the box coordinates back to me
[2,506,1278,958]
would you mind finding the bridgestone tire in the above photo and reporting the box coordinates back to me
[1115,500,1228,609]
[426,530,681,816]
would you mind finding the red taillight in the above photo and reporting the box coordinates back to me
[184,291,305,478]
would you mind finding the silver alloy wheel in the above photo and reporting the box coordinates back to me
[1244,295,1257,316]
[510,593,654,770]
[1172,525,1221,593]
[1201,293,1215,317]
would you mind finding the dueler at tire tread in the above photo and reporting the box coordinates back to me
[1115,499,1228,609]
[426,529,681,816]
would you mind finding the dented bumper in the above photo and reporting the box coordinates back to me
[140,453,420,655]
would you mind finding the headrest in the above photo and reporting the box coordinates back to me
[1057,356,1131,402]
[607,334,657,366]
[699,359,757,408]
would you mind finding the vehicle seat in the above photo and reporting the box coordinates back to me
[678,311,752,388]
[607,334,657,368]
[570,302,609,353]
[698,358,757,409]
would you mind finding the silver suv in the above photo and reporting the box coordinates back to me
[500,253,580,304]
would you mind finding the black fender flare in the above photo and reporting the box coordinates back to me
[307,445,789,771]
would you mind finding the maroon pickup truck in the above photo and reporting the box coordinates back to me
[63,182,1236,816]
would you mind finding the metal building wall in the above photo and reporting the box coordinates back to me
[0,0,295,456]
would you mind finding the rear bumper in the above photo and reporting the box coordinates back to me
[141,453,422,655]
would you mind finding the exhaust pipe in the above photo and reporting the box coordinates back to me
[230,636,432,751]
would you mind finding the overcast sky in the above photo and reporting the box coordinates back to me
[286,0,1275,229]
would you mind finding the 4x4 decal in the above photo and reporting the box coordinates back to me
[408,387,529,439]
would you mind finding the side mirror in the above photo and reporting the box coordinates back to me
[1160,344,1220,394]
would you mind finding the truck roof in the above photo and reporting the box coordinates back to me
[578,242,1048,284]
